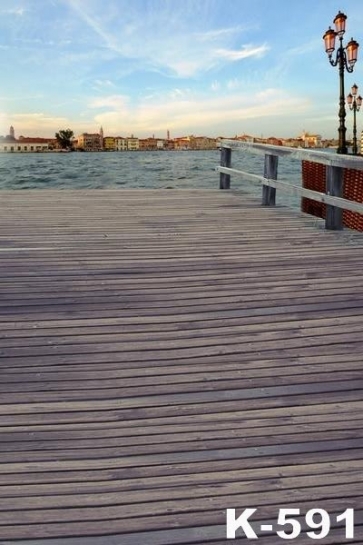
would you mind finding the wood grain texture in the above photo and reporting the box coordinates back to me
[0,189,363,544]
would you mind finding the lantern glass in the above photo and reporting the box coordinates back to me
[351,84,358,96]
[347,38,359,66]
[333,11,347,36]
[357,95,363,108]
[347,93,353,106]
[323,27,336,54]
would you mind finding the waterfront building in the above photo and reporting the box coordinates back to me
[236,134,255,142]
[77,132,103,151]
[165,139,175,150]
[216,136,250,147]
[283,137,304,148]
[301,131,322,148]
[266,136,283,146]
[191,136,217,149]
[115,137,128,151]
[0,125,331,153]
[18,136,57,146]
[173,136,191,150]
[0,129,55,152]
[103,136,115,151]
[140,137,163,150]
[139,138,156,151]
[127,136,139,151]
[0,140,51,152]
[173,135,217,150]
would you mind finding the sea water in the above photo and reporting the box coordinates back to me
[0,149,306,208]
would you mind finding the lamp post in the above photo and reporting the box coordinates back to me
[323,12,359,154]
[347,83,362,155]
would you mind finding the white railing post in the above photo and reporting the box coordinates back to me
[220,146,232,189]
[262,154,278,206]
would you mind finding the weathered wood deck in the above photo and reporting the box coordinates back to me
[0,189,363,544]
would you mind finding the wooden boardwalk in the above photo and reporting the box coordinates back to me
[0,189,363,544]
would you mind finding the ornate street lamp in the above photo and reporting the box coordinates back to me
[323,11,359,154]
[347,83,362,155]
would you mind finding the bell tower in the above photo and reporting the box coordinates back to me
[99,126,104,149]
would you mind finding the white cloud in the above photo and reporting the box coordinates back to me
[226,78,240,90]
[168,88,192,100]
[89,95,129,110]
[87,88,310,137]
[194,25,256,42]
[64,0,268,77]
[2,8,27,16]
[94,79,114,87]
[211,81,221,91]
[92,79,115,91]
[0,94,43,102]
[216,44,269,61]
[288,39,321,56]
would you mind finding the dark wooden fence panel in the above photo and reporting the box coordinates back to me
[301,160,363,232]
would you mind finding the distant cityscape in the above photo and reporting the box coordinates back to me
[1,125,363,154]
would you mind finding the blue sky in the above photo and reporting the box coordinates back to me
[1,0,363,139]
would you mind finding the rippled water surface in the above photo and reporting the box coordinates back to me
[0,151,217,190]
[0,149,304,184]
[0,150,306,210]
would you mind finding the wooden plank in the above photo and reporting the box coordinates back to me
[1,366,363,398]
[0,496,361,540]
[1,470,362,511]
[1,448,362,487]
[1,458,363,498]
[1,398,362,436]
[0,500,362,542]
[0,482,362,524]
[2,428,363,465]
[0,371,362,404]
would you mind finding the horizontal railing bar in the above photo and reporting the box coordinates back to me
[220,139,363,171]
[216,165,363,215]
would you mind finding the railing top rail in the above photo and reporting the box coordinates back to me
[220,139,363,171]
